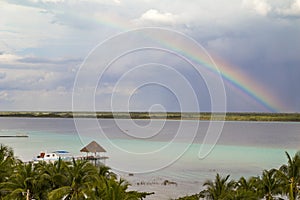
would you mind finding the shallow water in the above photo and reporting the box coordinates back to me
[0,117,299,199]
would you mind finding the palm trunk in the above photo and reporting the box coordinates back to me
[289,184,294,200]
[26,189,30,200]
[289,178,295,200]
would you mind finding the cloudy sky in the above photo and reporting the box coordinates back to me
[0,0,299,112]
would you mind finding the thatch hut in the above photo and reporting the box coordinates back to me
[80,141,106,153]
[80,141,108,165]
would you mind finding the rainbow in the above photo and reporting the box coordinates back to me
[210,56,285,112]
[76,13,287,112]
[151,32,286,112]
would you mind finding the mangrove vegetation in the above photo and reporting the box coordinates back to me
[0,111,300,122]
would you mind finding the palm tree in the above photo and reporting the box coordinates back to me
[93,165,152,200]
[0,144,16,183]
[0,144,17,197]
[35,158,69,190]
[234,176,260,199]
[201,173,235,199]
[277,151,300,200]
[98,165,116,180]
[48,159,98,200]
[46,159,152,200]
[92,165,115,198]
[0,162,44,200]
[259,169,282,200]
[236,176,259,192]
[100,178,150,200]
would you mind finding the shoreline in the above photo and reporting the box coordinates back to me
[0,111,299,122]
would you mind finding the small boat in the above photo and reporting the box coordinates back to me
[34,152,59,163]
[33,150,73,163]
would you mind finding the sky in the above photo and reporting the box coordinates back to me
[0,0,300,112]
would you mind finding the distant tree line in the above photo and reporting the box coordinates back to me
[1,112,300,121]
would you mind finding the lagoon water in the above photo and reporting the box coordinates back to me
[0,117,299,199]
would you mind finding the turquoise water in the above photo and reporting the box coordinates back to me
[0,118,299,199]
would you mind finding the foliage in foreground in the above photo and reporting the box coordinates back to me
[3,142,300,200]
[176,151,300,200]
[0,144,152,200]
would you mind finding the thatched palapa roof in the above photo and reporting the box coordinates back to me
[80,141,106,153]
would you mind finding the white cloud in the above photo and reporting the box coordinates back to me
[277,0,300,17]
[243,0,271,16]
[136,9,178,25]
[0,53,21,64]
[0,1,68,52]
